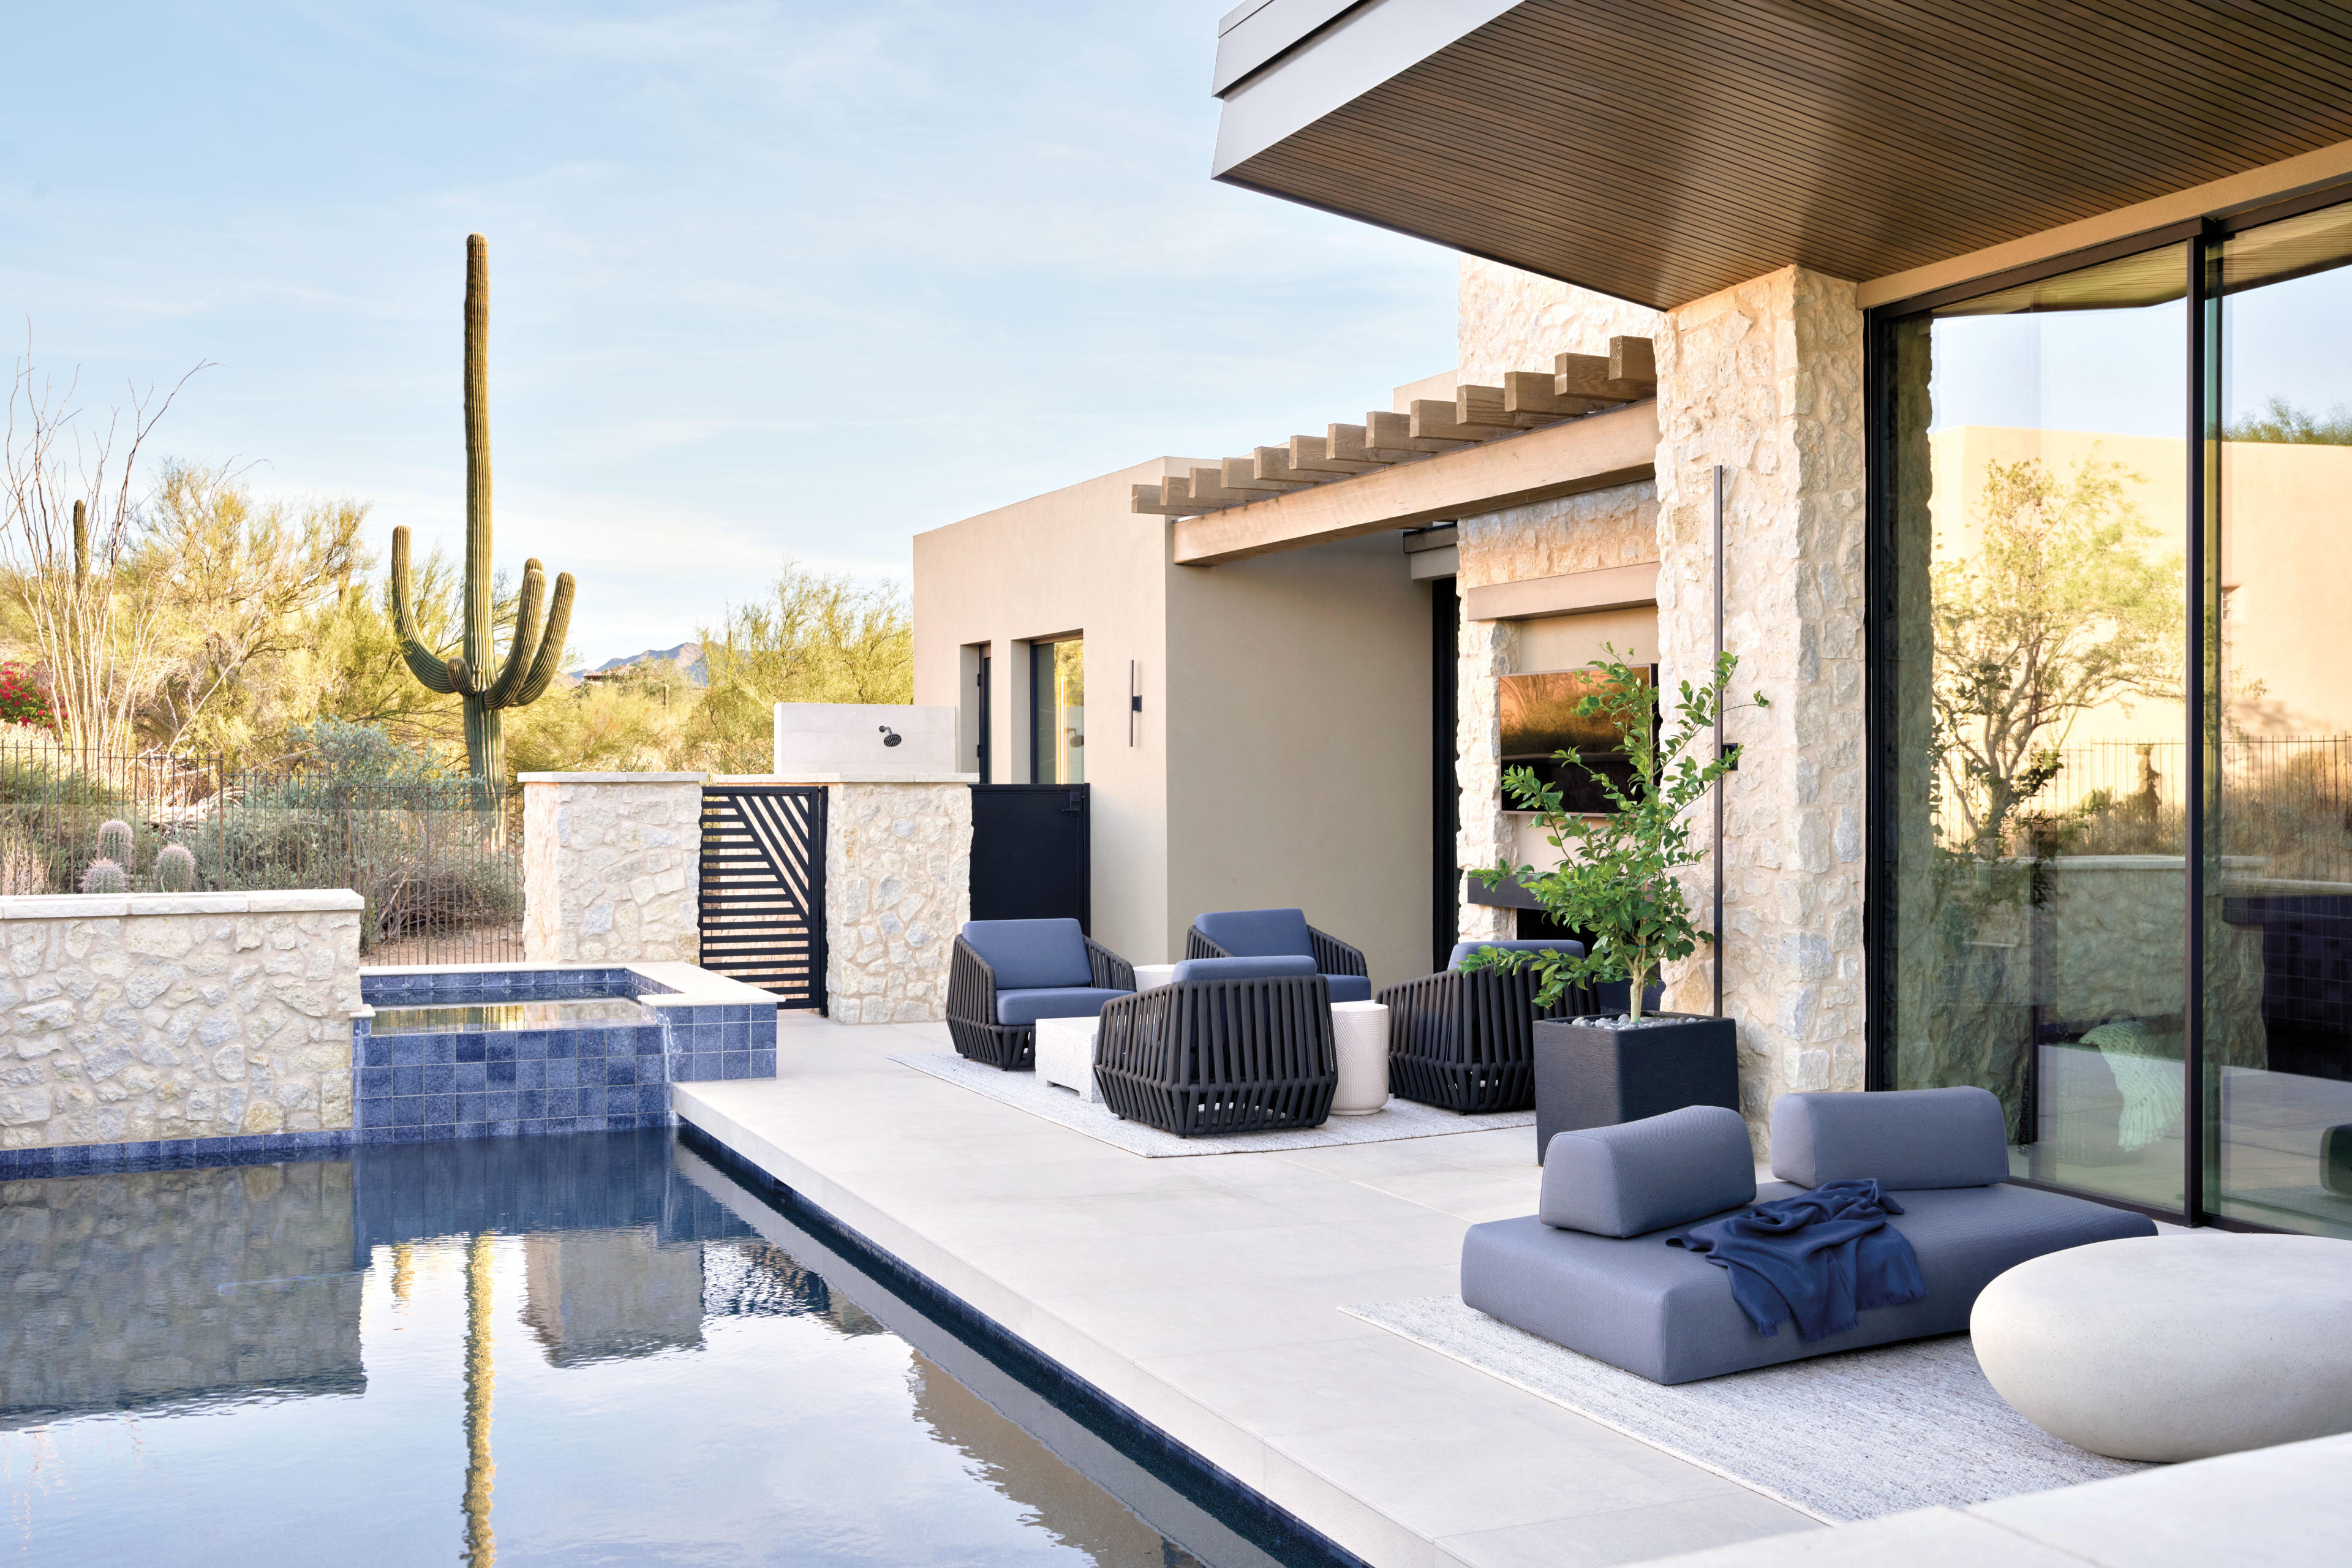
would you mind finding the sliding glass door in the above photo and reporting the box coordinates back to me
[1874,192,2352,1237]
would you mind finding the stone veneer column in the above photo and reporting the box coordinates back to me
[520,773,706,963]
[822,782,971,1023]
[1653,266,1868,1143]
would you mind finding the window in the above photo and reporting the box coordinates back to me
[1872,195,2352,1238]
[1030,636,1084,785]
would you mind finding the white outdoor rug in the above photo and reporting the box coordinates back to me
[888,1053,1534,1157]
[1346,1296,2147,1523]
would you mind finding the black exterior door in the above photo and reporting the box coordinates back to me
[970,784,1089,930]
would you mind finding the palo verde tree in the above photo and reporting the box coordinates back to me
[391,233,575,783]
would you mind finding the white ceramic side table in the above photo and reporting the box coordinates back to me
[1329,1000,1391,1115]
[1033,1016,1100,1102]
[1132,963,1178,991]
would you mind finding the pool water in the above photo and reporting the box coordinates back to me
[0,1133,1215,1566]
[368,998,652,1034]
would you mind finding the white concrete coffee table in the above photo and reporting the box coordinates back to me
[1972,1234,2352,1461]
[1330,1000,1390,1115]
[1033,1016,1100,1102]
[1131,963,1177,991]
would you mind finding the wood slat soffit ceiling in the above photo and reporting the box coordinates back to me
[1215,0,2352,309]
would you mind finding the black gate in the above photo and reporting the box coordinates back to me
[698,785,827,1009]
[970,784,1090,929]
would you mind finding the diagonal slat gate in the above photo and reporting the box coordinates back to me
[698,785,827,1009]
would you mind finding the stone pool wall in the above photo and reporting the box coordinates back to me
[519,772,706,965]
[0,891,366,1155]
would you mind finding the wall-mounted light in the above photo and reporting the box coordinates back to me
[878,725,903,748]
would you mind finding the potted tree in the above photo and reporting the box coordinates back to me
[1466,650,1763,1160]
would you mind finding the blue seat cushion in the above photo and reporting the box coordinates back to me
[1195,907,1314,959]
[1461,1181,2155,1384]
[995,987,1129,1026]
[962,918,1093,990]
[1772,1087,2010,1189]
[1324,973,1373,1003]
[1174,955,1317,983]
[1448,938,1584,970]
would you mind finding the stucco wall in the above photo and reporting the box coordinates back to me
[823,781,971,1023]
[1457,257,1665,385]
[1654,265,1869,1140]
[521,774,704,964]
[0,891,366,1151]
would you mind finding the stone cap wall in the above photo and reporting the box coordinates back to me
[0,891,364,920]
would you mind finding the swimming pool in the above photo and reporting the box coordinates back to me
[0,1131,1289,1566]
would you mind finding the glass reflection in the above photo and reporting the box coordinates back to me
[2211,200,2352,1238]
[1031,636,1085,785]
[1884,244,2192,1211]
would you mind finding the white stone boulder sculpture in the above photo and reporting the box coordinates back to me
[1971,1234,2352,1462]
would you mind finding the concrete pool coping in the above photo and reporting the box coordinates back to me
[671,1012,1819,1568]
[359,959,782,1015]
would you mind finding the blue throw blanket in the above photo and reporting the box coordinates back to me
[1668,1178,1928,1343]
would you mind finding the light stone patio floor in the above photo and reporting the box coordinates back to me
[673,1011,1817,1568]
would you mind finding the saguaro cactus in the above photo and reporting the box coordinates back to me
[391,233,576,783]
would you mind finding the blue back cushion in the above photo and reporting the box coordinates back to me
[1448,938,1584,970]
[1771,1087,2009,1189]
[960,918,1092,990]
[1172,954,1316,984]
[1195,908,1314,958]
[1540,1104,1757,1237]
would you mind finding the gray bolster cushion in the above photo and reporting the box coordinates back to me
[1770,1087,2009,1189]
[1539,1105,1757,1237]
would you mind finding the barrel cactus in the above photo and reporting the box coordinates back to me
[390,233,576,783]
[80,858,129,895]
[96,818,134,867]
[154,843,197,892]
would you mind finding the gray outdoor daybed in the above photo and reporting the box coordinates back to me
[1460,1086,2157,1384]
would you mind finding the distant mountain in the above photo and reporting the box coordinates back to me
[574,641,707,687]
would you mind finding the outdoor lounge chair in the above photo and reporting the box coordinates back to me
[1458,1087,2157,1384]
[1377,940,1589,1114]
[1094,956,1336,1135]
[1184,908,1371,1003]
[947,918,1136,1071]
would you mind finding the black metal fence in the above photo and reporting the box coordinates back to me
[0,737,522,965]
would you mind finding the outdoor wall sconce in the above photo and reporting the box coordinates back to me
[878,725,902,748]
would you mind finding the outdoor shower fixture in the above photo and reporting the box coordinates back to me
[879,726,903,748]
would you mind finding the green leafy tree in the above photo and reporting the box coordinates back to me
[683,564,913,772]
[1464,650,1762,1019]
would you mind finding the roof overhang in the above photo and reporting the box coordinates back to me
[1213,1,2352,310]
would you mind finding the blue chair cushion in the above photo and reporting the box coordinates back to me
[1324,973,1373,1003]
[995,987,1129,1026]
[1771,1087,2010,1190]
[1194,907,1314,959]
[1540,1105,1755,1237]
[1173,955,1317,984]
[962,918,1093,990]
[1448,938,1585,970]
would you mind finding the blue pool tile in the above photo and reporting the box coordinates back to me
[423,1035,456,1066]
[635,1027,663,1055]
[608,1058,638,1086]
[393,1098,425,1128]
[490,1120,521,1139]
[518,1090,546,1119]
[542,1116,575,1134]
[358,1067,393,1098]
[456,1035,487,1064]
[392,1123,428,1144]
[576,1087,608,1117]
[454,1063,488,1093]
[486,1038,515,1063]
[357,1098,387,1128]
[545,1060,578,1089]
[393,1064,424,1097]
[752,1020,777,1049]
[487,1091,519,1120]
[722,1022,750,1050]
[391,1037,425,1066]
[636,1085,667,1114]
[421,1065,455,1096]
[546,1089,578,1118]
[488,1060,516,1088]
[750,1050,775,1077]
[456,1093,487,1127]
[361,1038,394,1068]
[721,1053,750,1080]
[574,1114,608,1133]
[423,1095,456,1126]
[516,1060,546,1090]
[517,1030,550,1060]
[547,1031,576,1060]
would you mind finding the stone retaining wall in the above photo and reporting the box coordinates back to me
[823,781,972,1023]
[520,773,704,964]
[0,891,366,1152]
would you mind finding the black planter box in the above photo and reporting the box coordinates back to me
[1532,1012,1740,1162]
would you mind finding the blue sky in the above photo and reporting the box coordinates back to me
[2,2,1459,665]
